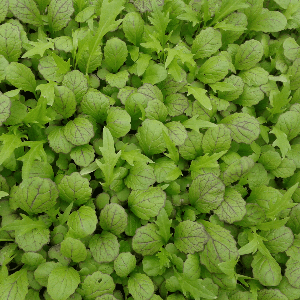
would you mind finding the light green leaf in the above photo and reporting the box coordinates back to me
[104,37,128,73]
[125,161,156,190]
[248,8,287,32]
[128,186,166,220]
[48,0,74,32]
[123,12,144,46]
[47,266,80,300]
[0,132,23,166]
[187,86,212,110]
[192,27,222,59]
[58,172,92,206]
[6,62,36,93]
[197,55,229,84]
[212,0,249,24]
[155,208,172,245]
[18,177,59,214]
[202,124,232,154]
[64,117,94,146]
[83,0,125,74]
[114,252,136,277]
[60,237,87,263]
[270,126,291,158]
[132,223,164,255]
[214,188,246,223]
[9,0,43,26]
[106,70,129,89]
[252,251,282,286]
[0,23,22,62]
[100,203,128,235]
[62,70,89,104]
[81,271,115,299]
[200,221,239,273]
[0,269,28,300]
[174,220,209,254]
[235,40,264,70]
[36,81,57,106]
[22,39,55,59]
[70,144,95,167]
[17,141,47,181]
[189,172,225,213]
[128,273,154,300]
[143,63,167,85]
[190,151,227,171]
[48,126,74,154]
[221,113,260,144]
[0,94,11,126]
[67,205,97,238]
[89,232,119,263]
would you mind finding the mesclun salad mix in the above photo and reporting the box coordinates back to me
[0,0,300,299]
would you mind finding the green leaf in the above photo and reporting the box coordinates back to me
[106,70,129,88]
[283,37,300,61]
[60,237,87,263]
[267,183,298,220]
[155,208,172,244]
[189,173,225,213]
[104,38,128,73]
[125,161,156,190]
[128,186,166,220]
[190,151,227,171]
[174,269,218,300]
[82,0,125,74]
[67,205,97,238]
[48,126,74,154]
[17,141,47,181]
[47,0,74,32]
[18,177,59,214]
[36,81,57,106]
[187,86,212,110]
[81,271,115,299]
[174,220,209,254]
[235,40,264,70]
[58,172,92,206]
[51,52,71,76]
[62,70,89,104]
[114,252,136,277]
[6,62,36,93]
[100,203,128,235]
[136,119,166,156]
[192,27,222,59]
[89,231,120,263]
[0,23,22,62]
[97,127,122,187]
[47,266,80,300]
[128,273,154,300]
[214,188,246,223]
[221,113,260,144]
[270,126,291,158]
[64,117,94,146]
[212,0,249,24]
[248,8,287,32]
[70,144,95,167]
[123,12,144,46]
[197,55,229,84]
[9,0,43,26]
[106,107,131,138]
[0,94,11,126]
[132,223,164,255]
[22,39,55,59]
[200,221,239,273]
[142,63,168,85]
[252,251,282,286]
[0,268,28,300]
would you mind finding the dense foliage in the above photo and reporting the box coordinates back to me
[1,0,300,299]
